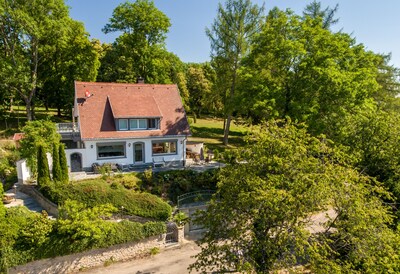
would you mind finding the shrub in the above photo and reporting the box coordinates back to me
[59,143,69,183]
[42,179,172,221]
[52,143,62,182]
[37,145,50,187]
[141,169,218,204]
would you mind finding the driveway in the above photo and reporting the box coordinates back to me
[82,241,202,274]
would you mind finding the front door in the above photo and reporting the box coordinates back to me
[134,143,144,164]
[70,153,82,172]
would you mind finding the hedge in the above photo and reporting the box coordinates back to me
[41,180,172,221]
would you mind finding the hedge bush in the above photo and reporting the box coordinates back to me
[140,169,219,204]
[42,180,172,221]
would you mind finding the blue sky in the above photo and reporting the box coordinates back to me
[66,0,400,68]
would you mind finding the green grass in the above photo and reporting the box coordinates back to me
[188,116,249,151]
[0,106,71,138]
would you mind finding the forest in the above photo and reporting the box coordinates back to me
[1,0,400,272]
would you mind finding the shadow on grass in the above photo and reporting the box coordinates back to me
[0,108,71,137]
[190,126,247,139]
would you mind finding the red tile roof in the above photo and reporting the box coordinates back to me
[75,81,190,140]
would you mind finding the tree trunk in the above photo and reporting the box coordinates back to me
[223,114,232,145]
[25,100,33,121]
[223,64,238,146]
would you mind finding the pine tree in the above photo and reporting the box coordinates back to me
[52,143,62,182]
[37,145,50,187]
[59,143,69,183]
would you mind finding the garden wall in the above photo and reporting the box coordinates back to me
[18,184,59,217]
[9,234,167,274]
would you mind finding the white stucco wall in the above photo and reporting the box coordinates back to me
[16,159,31,183]
[65,137,187,170]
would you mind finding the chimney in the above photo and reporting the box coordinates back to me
[137,76,144,84]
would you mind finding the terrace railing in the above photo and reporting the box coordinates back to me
[56,122,79,133]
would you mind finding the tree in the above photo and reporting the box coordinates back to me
[19,120,60,175]
[206,0,264,145]
[37,145,50,187]
[59,143,69,183]
[52,143,61,182]
[303,0,339,30]
[239,8,381,137]
[186,65,212,119]
[39,19,100,116]
[100,0,174,83]
[57,200,116,247]
[0,0,71,120]
[190,121,400,273]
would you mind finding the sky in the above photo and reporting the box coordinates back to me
[66,0,400,68]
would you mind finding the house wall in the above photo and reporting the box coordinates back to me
[16,159,31,183]
[66,137,187,171]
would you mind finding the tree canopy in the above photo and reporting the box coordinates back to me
[190,121,400,273]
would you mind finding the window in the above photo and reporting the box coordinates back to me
[118,119,128,131]
[118,118,160,131]
[97,143,125,158]
[148,118,158,129]
[130,119,147,129]
[152,141,177,155]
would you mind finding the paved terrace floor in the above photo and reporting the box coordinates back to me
[70,160,225,181]
[4,188,45,213]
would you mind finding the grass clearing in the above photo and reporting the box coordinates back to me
[0,106,71,138]
[188,116,249,151]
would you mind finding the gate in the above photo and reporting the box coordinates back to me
[165,222,179,244]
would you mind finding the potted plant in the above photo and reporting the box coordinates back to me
[173,211,189,227]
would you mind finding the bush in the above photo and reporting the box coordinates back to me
[103,220,166,247]
[141,169,219,204]
[42,179,172,221]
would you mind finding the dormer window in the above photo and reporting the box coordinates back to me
[118,119,128,131]
[130,119,147,129]
[117,118,160,131]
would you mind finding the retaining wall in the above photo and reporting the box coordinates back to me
[18,184,59,217]
[9,234,166,274]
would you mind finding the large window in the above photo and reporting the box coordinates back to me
[97,143,125,158]
[152,141,177,155]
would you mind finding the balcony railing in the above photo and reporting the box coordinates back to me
[56,123,79,133]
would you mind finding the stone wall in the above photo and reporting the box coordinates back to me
[18,184,59,217]
[10,234,167,274]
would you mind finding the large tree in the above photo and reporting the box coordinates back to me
[38,19,100,116]
[99,0,181,83]
[303,0,339,30]
[206,0,264,145]
[0,0,72,121]
[190,121,400,273]
[239,8,381,137]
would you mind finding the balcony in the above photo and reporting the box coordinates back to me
[56,123,80,142]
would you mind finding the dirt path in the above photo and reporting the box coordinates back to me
[81,241,201,274]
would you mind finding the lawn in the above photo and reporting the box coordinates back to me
[188,116,249,151]
[0,105,71,138]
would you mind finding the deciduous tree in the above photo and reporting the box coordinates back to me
[0,0,71,120]
[190,121,400,273]
[207,0,264,145]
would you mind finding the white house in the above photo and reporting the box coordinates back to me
[58,81,191,172]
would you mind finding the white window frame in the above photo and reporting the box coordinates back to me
[118,119,128,131]
[152,140,177,155]
[97,142,126,159]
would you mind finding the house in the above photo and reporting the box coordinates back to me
[58,81,191,172]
